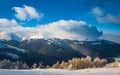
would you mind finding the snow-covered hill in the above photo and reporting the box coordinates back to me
[0,43,28,60]
[0,42,64,66]
[0,68,120,75]
[0,43,28,53]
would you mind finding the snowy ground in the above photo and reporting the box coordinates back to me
[0,68,120,75]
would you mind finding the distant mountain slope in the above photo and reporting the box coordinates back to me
[0,41,64,66]
[0,38,120,66]
[17,39,120,58]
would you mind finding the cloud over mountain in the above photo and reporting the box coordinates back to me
[101,33,120,44]
[0,19,102,41]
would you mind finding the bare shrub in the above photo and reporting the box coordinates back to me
[59,61,69,69]
[51,56,107,70]
[68,58,81,70]
[93,57,102,68]
[52,61,60,69]
[112,60,119,68]
[101,59,107,67]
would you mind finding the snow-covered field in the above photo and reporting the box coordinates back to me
[0,68,120,75]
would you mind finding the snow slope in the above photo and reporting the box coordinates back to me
[0,68,120,75]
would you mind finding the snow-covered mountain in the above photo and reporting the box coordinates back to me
[0,38,120,66]
[0,40,64,66]
[18,38,120,58]
[0,43,28,59]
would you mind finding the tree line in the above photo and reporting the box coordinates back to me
[52,56,108,70]
[0,56,119,70]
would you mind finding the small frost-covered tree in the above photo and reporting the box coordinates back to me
[38,62,44,68]
[15,61,20,69]
[52,61,60,69]
[32,63,37,69]
[0,59,30,69]
[22,63,29,69]
[0,59,8,69]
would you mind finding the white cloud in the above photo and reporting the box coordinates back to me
[0,19,18,27]
[97,14,120,24]
[0,19,102,41]
[12,5,44,21]
[100,33,120,44]
[92,7,120,25]
[92,7,103,16]
[0,32,12,40]
[37,20,102,40]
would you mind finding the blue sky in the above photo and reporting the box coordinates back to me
[0,0,120,41]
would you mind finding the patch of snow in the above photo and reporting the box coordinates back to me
[47,42,51,45]
[114,57,120,61]
[5,53,19,59]
[92,42,101,45]
[0,68,120,75]
[73,42,78,45]
[45,38,61,45]
[79,42,84,44]
[6,44,28,53]
[57,42,61,44]
[46,39,54,43]
[0,43,28,54]
[106,63,112,67]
